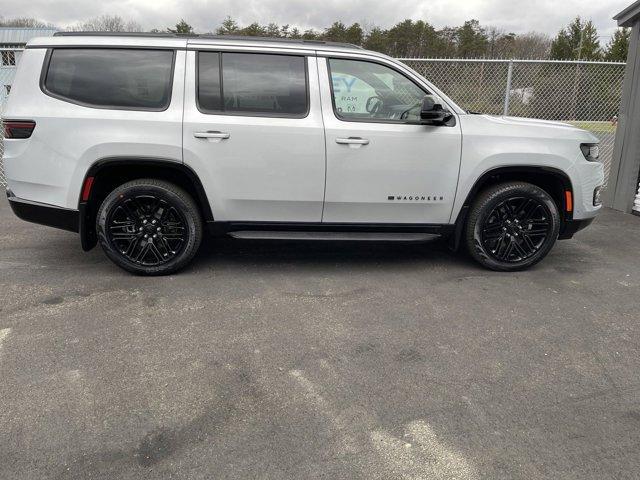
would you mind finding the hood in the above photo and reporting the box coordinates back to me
[467,114,600,143]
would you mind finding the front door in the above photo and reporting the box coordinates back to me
[319,56,462,224]
[183,50,325,222]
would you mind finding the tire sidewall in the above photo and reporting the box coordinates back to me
[97,182,201,275]
[468,184,560,271]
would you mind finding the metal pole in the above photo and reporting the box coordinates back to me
[503,60,513,116]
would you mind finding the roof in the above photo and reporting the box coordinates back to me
[51,32,362,51]
[0,27,58,45]
[614,0,640,27]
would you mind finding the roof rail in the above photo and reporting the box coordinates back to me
[53,31,363,49]
[54,31,175,38]
[193,35,362,49]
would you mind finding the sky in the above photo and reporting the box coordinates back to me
[0,0,631,43]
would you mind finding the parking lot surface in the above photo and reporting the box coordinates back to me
[1,199,639,480]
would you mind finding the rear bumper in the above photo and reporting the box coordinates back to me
[6,190,79,233]
[558,217,595,240]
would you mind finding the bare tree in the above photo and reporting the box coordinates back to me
[69,15,143,32]
[0,16,54,28]
[512,32,552,59]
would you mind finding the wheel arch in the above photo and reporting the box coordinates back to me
[78,157,213,251]
[450,166,574,250]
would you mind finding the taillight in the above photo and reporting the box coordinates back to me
[3,120,36,139]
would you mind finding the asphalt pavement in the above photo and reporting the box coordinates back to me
[1,198,639,479]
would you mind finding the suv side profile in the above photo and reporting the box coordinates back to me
[3,33,604,275]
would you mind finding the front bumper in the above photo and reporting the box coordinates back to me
[558,217,595,240]
[7,190,79,233]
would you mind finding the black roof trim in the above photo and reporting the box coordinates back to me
[53,32,362,49]
[54,31,175,38]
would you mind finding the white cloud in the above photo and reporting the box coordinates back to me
[3,0,630,42]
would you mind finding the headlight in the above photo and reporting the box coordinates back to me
[580,143,600,162]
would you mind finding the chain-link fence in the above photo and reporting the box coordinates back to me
[401,58,626,186]
[0,55,627,190]
[0,47,24,186]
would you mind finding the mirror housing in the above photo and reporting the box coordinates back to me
[420,96,453,126]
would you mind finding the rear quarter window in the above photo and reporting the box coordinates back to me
[43,48,175,110]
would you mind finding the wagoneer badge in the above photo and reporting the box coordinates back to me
[388,195,445,202]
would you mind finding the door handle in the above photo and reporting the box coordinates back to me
[194,131,230,140]
[336,137,369,146]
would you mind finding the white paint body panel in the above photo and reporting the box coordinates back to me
[317,57,462,224]
[182,52,325,222]
[3,47,185,209]
[3,36,604,229]
[453,115,604,221]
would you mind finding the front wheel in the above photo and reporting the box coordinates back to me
[465,182,560,271]
[96,179,203,275]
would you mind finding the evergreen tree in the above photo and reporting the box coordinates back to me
[605,28,630,62]
[363,27,389,54]
[550,17,601,60]
[456,20,489,58]
[217,16,239,35]
[167,19,193,35]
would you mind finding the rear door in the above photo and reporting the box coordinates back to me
[183,48,325,222]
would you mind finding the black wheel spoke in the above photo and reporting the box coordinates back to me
[512,240,528,259]
[522,233,537,252]
[106,193,187,267]
[481,194,552,264]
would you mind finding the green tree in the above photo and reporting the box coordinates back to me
[322,22,363,45]
[266,23,281,37]
[456,20,489,58]
[167,19,193,34]
[217,16,239,35]
[605,28,630,62]
[550,17,601,60]
[238,22,266,36]
[363,26,389,54]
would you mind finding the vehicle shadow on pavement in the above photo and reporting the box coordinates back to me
[194,236,478,271]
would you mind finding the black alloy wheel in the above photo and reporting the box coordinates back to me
[97,179,203,275]
[480,196,553,263]
[465,182,561,271]
[107,195,187,266]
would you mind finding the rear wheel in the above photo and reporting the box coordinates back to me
[465,182,560,271]
[96,179,203,275]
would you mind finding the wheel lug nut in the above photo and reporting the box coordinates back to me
[143,219,147,224]
[152,220,157,224]
[157,227,161,231]
[139,227,143,231]
[144,234,148,238]
[153,234,157,238]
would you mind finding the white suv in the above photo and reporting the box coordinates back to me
[3,33,604,275]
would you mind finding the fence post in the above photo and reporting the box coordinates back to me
[503,60,514,116]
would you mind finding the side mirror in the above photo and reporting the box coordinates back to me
[420,96,453,126]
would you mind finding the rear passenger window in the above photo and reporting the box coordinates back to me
[44,49,174,110]
[198,52,308,117]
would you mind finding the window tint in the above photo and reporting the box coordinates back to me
[329,58,428,122]
[197,52,308,116]
[44,49,174,110]
[198,52,221,111]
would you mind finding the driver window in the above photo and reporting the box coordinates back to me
[329,58,428,122]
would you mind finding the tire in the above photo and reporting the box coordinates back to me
[96,179,203,275]
[465,182,560,271]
